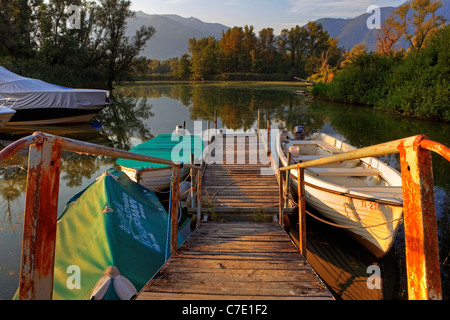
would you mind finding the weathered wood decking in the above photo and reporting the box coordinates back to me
[136,222,333,300]
[135,133,333,300]
[200,133,279,220]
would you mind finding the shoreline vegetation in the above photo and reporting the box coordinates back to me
[1,0,447,122]
[312,24,449,123]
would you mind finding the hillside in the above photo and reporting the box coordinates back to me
[127,11,229,60]
[317,0,449,51]
[129,0,449,60]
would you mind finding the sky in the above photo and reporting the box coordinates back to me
[130,0,406,34]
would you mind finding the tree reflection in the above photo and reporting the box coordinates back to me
[94,93,154,150]
[60,153,101,188]
[0,168,26,231]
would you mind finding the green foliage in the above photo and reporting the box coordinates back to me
[0,0,154,89]
[161,21,342,81]
[315,25,450,122]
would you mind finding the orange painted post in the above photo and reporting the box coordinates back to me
[278,169,284,226]
[170,165,181,256]
[297,165,306,258]
[18,136,62,300]
[284,153,292,208]
[399,136,442,300]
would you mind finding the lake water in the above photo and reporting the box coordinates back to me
[0,82,448,300]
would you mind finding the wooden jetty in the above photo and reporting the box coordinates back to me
[199,133,280,221]
[137,222,333,300]
[136,132,333,300]
[1,131,448,300]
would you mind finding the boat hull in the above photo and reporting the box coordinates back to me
[276,132,403,257]
[6,106,106,126]
[293,177,403,258]
[120,165,190,192]
[0,108,16,127]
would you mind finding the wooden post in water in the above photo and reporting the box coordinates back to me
[399,137,442,300]
[207,121,210,146]
[170,165,181,256]
[257,109,260,136]
[19,137,62,300]
[190,153,196,209]
[196,168,203,228]
[266,120,271,156]
[297,165,306,258]
[278,168,284,226]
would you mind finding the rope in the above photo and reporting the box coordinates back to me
[208,179,259,201]
[285,193,403,230]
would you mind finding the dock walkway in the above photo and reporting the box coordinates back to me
[200,133,279,220]
[136,222,333,300]
[136,132,333,300]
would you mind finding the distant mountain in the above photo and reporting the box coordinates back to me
[127,11,230,60]
[129,1,449,60]
[317,0,450,51]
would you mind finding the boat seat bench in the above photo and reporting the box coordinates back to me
[307,168,380,176]
[289,140,347,153]
[295,155,360,163]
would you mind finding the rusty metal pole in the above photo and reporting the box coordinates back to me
[18,136,62,300]
[170,165,181,256]
[284,152,292,208]
[399,136,442,300]
[278,168,284,226]
[196,168,203,228]
[297,165,306,258]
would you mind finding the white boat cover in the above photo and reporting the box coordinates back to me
[0,66,109,110]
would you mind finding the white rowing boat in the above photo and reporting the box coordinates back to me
[276,129,403,258]
[117,127,204,192]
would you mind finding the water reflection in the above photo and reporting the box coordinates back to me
[0,82,448,300]
[94,94,154,151]
[0,94,156,299]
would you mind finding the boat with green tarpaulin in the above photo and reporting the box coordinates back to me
[14,168,185,300]
[116,132,204,191]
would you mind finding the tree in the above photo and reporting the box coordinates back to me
[376,15,403,56]
[341,43,368,68]
[304,21,331,75]
[256,28,276,72]
[388,0,446,52]
[177,53,192,79]
[0,0,41,58]
[220,27,244,72]
[96,0,155,89]
[189,36,219,80]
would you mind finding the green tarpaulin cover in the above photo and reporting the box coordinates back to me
[50,168,183,300]
[116,134,204,170]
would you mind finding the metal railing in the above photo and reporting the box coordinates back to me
[278,134,450,300]
[0,131,203,300]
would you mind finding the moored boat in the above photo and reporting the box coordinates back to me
[117,130,204,192]
[13,168,185,300]
[0,102,16,127]
[276,128,404,258]
[0,66,110,125]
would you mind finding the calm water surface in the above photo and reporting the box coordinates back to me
[0,82,448,299]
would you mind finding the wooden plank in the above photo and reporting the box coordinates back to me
[136,222,333,300]
[308,167,379,176]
